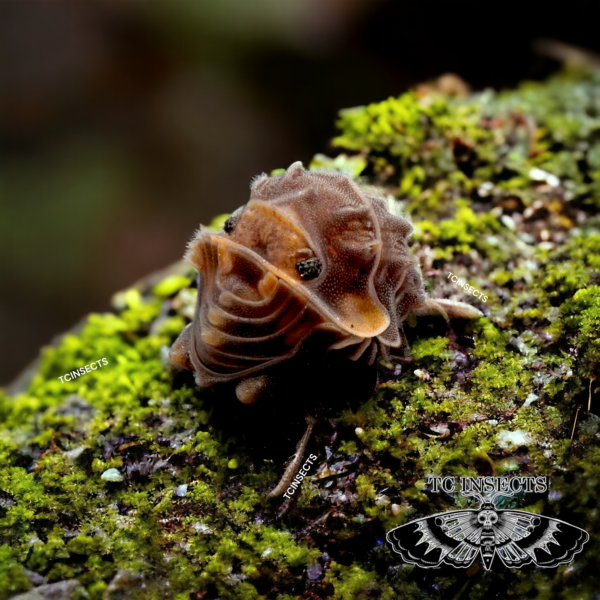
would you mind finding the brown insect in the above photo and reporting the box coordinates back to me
[170,162,481,497]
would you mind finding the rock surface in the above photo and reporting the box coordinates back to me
[1,69,599,599]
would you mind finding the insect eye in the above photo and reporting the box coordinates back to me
[224,216,236,234]
[296,257,322,281]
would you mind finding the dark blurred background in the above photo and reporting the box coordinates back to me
[2,0,600,385]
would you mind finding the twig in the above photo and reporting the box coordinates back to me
[571,405,581,441]
[268,415,317,498]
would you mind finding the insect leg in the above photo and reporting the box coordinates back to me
[411,298,483,321]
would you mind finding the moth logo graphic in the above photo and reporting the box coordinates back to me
[387,477,589,571]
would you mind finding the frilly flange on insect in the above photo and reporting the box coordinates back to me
[169,161,455,405]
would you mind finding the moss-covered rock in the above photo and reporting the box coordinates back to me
[1,69,600,599]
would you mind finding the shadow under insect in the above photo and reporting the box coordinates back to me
[182,339,377,474]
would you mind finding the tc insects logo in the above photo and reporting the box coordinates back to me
[387,476,589,571]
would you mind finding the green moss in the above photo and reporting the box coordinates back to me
[309,153,367,177]
[0,545,30,597]
[2,69,600,599]
[557,286,600,378]
[410,337,451,364]
[152,276,193,298]
[326,563,392,600]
